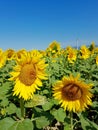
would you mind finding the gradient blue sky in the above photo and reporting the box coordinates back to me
[0,0,98,50]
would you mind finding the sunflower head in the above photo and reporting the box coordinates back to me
[53,74,93,113]
[95,56,98,65]
[80,45,90,59]
[14,49,27,64]
[4,48,15,60]
[48,41,60,51]
[0,49,6,68]
[66,46,73,52]
[67,48,77,63]
[10,50,48,100]
[46,41,61,56]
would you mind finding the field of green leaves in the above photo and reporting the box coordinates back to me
[0,41,98,130]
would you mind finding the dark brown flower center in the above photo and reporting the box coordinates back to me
[7,52,13,58]
[62,83,82,101]
[19,64,36,86]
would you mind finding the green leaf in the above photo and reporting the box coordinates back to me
[87,118,98,130]
[0,82,11,99]
[52,62,60,70]
[92,74,98,79]
[43,89,49,94]
[51,98,59,105]
[80,115,98,130]
[63,117,71,130]
[80,115,90,130]
[6,103,17,115]
[51,108,66,122]
[0,117,15,130]
[42,101,53,111]
[16,108,21,119]
[25,94,47,108]
[64,69,71,74]
[94,87,98,92]
[35,116,49,129]
[64,124,71,130]
[92,101,98,108]
[8,119,34,130]
[0,98,9,107]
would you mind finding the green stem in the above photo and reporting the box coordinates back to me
[20,98,25,118]
[70,111,73,130]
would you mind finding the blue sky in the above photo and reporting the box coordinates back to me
[0,0,98,50]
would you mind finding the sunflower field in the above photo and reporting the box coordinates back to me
[0,41,98,130]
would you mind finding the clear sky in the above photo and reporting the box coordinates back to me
[0,0,98,50]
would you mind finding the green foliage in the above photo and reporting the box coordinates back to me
[0,117,15,130]
[8,119,34,130]
[80,115,98,130]
[42,100,54,111]
[51,108,66,122]
[64,123,71,130]
[0,44,98,129]
[0,82,12,100]
[25,95,47,108]
[6,103,17,115]
[35,116,50,129]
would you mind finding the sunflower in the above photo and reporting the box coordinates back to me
[46,41,61,56]
[4,48,15,60]
[0,49,7,68]
[53,74,93,112]
[66,46,73,51]
[10,50,48,100]
[80,45,90,59]
[14,49,27,64]
[67,48,77,63]
[48,41,61,52]
[95,55,98,65]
